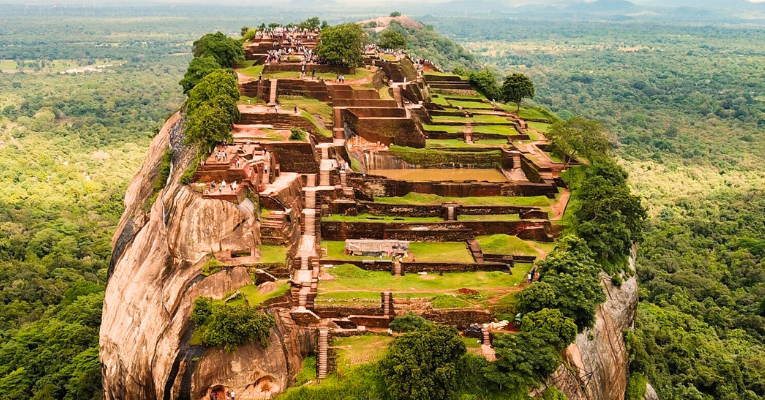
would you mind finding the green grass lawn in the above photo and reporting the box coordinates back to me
[322,241,474,263]
[278,97,333,123]
[375,193,553,207]
[457,214,521,222]
[320,264,522,293]
[426,139,508,148]
[527,121,551,134]
[378,86,393,100]
[323,213,443,223]
[298,110,332,138]
[544,151,565,163]
[431,294,472,308]
[259,245,289,264]
[474,125,516,136]
[332,334,393,373]
[475,234,541,257]
[431,114,510,124]
[263,67,372,82]
[430,95,451,107]
[218,280,291,307]
[423,124,466,133]
[448,100,494,110]
[237,62,265,78]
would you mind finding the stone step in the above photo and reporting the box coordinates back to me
[268,79,278,105]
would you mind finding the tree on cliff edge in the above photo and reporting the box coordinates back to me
[192,32,244,68]
[316,23,367,68]
[184,70,240,152]
[377,29,407,50]
[501,73,535,112]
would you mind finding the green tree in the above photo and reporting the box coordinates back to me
[179,56,221,94]
[316,23,367,68]
[184,69,240,151]
[377,29,407,50]
[199,303,276,352]
[571,162,646,260]
[298,17,321,30]
[483,332,560,391]
[390,11,402,17]
[501,73,535,112]
[379,324,466,400]
[520,309,578,351]
[389,312,430,333]
[547,117,611,168]
[192,32,245,68]
[468,69,500,100]
[517,282,557,314]
[240,26,250,37]
[536,236,607,330]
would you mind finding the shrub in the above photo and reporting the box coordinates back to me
[625,373,647,400]
[389,312,430,333]
[289,127,306,141]
[191,299,276,352]
[201,256,226,276]
[380,324,466,400]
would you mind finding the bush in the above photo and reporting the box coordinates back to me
[192,299,276,352]
[625,373,648,400]
[380,324,466,400]
[201,256,226,276]
[389,312,430,333]
[468,69,501,100]
[390,11,402,17]
[289,127,306,141]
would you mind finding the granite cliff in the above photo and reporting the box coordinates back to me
[99,113,311,400]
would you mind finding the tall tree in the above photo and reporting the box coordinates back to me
[316,23,367,68]
[179,56,221,94]
[192,32,245,68]
[377,29,407,50]
[501,73,535,112]
[547,116,611,168]
[379,324,466,400]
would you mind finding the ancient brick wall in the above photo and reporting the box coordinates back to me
[419,309,494,329]
[321,220,551,241]
[261,142,319,174]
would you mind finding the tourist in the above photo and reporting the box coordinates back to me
[209,392,214,400]
[294,105,298,115]
[231,390,236,400]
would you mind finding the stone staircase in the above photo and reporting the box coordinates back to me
[268,79,278,105]
[317,328,329,380]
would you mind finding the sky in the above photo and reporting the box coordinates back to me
[2,0,764,6]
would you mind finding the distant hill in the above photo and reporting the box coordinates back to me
[358,15,424,33]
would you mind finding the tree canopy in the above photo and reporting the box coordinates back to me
[184,69,240,152]
[379,324,466,400]
[377,29,407,50]
[547,116,612,167]
[467,69,501,101]
[179,56,222,94]
[192,31,245,68]
[501,73,535,112]
[316,23,367,68]
[192,297,275,352]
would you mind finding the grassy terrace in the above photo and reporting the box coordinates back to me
[447,100,494,110]
[431,114,510,124]
[423,124,517,137]
[278,97,333,123]
[332,334,393,372]
[389,145,501,166]
[317,264,533,305]
[323,213,443,223]
[220,280,291,307]
[322,241,475,263]
[374,193,553,207]
[320,264,523,293]
[476,234,545,257]
[259,245,289,264]
[426,139,508,148]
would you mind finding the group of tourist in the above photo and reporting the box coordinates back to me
[213,149,229,162]
[335,74,347,83]
[206,180,239,195]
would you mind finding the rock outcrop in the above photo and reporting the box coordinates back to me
[100,113,311,400]
[546,248,640,400]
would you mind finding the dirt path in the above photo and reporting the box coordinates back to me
[526,241,549,259]
[551,189,571,221]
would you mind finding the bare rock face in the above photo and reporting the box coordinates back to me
[548,253,640,400]
[100,113,310,400]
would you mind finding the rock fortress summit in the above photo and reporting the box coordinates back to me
[100,16,639,400]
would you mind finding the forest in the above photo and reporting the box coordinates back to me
[430,18,765,400]
[0,6,764,400]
